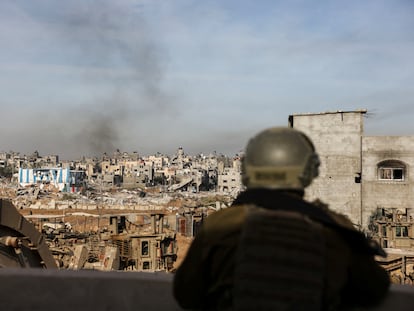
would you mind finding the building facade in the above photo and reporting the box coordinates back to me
[289,110,414,230]
[18,168,86,193]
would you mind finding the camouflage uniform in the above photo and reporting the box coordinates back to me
[173,189,390,310]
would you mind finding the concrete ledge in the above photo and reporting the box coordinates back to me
[366,284,413,311]
[0,268,412,310]
[0,268,182,311]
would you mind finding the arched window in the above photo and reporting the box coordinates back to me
[377,160,406,181]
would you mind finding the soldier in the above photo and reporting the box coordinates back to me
[173,127,390,310]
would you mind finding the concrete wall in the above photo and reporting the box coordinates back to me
[0,268,181,311]
[290,111,365,227]
[289,110,414,230]
[362,136,414,227]
[217,167,242,192]
[0,268,412,311]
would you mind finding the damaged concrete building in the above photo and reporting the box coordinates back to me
[18,168,86,193]
[289,110,414,231]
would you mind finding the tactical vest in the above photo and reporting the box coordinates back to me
[233,206,326,311]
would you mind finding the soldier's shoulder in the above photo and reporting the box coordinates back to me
[203,204,248,233]
[311,199,356,230]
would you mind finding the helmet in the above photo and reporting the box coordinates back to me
[242,127,320,190]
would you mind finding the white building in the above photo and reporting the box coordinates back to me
[18,168,85,193]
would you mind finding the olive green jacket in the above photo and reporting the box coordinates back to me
[173,189,390,310]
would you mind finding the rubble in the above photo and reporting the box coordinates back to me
[0,168,233,273]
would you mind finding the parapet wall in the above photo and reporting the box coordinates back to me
[0,269,181,311]
[0,268,411,311]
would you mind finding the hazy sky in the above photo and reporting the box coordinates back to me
[1,0,413,160]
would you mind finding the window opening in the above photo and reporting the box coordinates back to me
[396,226,409,237]
[381,225,387,237]
[377,160,406,181]
[141,240,149,256]
[379,168,404,180]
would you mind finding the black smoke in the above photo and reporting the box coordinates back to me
[9,0,172,159]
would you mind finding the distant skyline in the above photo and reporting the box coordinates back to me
[1,0,413,160]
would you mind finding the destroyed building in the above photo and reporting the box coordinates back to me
[216,157,242,194]
[290,110,414,230]
[105,213,177,271]
[18,167,86,193]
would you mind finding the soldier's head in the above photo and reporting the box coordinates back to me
[241,127,320,191]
